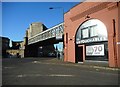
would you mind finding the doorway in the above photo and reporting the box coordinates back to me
[76,45,85,63]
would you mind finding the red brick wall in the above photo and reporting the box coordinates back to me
[64,2,120,67]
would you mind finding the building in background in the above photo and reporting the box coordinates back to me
[5,22,56,58]
[27,22,47,38]
[6,41,23,58]
[19,41,25,58]
[64,2,120,67]
[11,41,23,49]
[24,22,56,57]
[1,36,10,58]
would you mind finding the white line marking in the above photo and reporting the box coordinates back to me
[4,67,15,69]
[17,74,75,78]
[49,74,74,77]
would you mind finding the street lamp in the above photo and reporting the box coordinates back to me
[49,7,64,60]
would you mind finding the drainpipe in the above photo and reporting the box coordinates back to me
[113,19,118,67]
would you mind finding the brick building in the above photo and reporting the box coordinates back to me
[64,2,120,67]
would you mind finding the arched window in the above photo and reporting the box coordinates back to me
[76,19,108,44]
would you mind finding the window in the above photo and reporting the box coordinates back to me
[76,19,108,44]
[66,33,68,43]
[51,29,55,37]
[90,25,98,37]
[81,28,89,39]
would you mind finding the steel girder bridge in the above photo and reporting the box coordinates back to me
[24,23,64,57]
[28,23,64,46]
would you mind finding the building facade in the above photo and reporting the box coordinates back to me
[24,22,56,57]
[1,36,10,58]
[28,22,47,38]
[64,2,120,67]
[6,41,23,58]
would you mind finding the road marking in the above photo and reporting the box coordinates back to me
[17,74,75,78]
[93,66,119,71]
[17,74,26,77]
[49,74,74,77]
[32,61,40,63]
[4,67,15,69]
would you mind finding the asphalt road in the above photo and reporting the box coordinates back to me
[2,58,119,85]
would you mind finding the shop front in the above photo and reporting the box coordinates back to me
[75,19,108,63]
[64,2,120,67]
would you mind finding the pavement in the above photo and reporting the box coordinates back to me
[33,58,119,71]
[2,57,120,85]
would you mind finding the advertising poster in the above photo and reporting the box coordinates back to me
[86,44,104,56]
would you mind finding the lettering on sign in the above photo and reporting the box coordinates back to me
[86,44,104,56]
[76,37,107,44]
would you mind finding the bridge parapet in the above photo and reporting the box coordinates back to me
[28,23,64,45]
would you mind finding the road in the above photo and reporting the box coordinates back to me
[2,58,119,85]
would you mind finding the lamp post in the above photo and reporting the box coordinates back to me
[49,7,64,61]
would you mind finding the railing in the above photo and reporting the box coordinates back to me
[28,23,64,45]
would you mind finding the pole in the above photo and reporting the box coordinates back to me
[49,7,64,61]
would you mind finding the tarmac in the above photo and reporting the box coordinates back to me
[2,57,120,85]
[31,57,120,72]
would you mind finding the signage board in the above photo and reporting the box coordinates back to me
[86,44,104,56]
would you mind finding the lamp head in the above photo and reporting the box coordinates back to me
[49,7,53,9]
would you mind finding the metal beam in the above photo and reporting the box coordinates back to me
[28,23,64,45]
